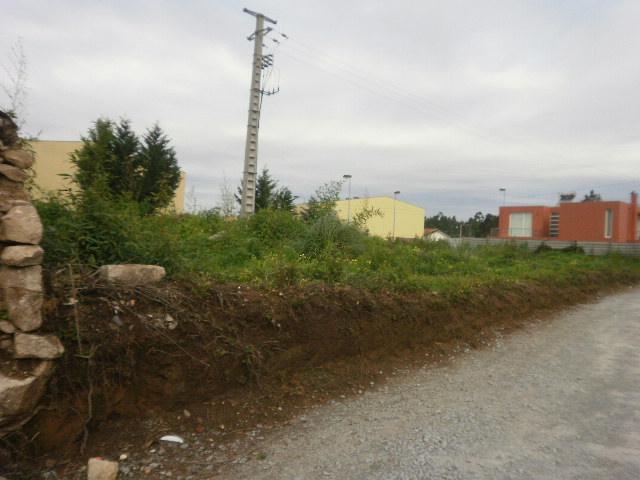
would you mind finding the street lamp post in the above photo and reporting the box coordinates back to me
[499,187,506,205]
[343,174,352,223]
[392,190,401,240]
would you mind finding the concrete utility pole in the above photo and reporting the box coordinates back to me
[240,8,277,217]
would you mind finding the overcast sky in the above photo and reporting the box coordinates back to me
[2,0,639,217]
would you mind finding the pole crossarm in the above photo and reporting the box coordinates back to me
[243,7,277,24]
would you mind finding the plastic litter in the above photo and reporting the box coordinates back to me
[159,435,184,444]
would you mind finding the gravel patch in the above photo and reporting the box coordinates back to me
[216,287,640,479]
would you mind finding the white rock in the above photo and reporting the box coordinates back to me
[87,457,119,480]
[1,245,44,267]
[0,266,43,331]
[97,264,166,286]
[14,333,65,359]
[0,204,43,244]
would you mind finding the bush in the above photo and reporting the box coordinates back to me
[300,215,367,257]
[36,192,144,267]
[35,194,640,293]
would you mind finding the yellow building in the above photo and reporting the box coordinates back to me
[28,140,186,212]
[334,196,425,239]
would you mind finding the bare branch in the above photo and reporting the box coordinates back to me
[1,38,28,129]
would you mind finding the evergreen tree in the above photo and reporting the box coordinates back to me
[110,119,141,197]
[235,167,297,212]
[137,124,181,211]
[71,118,181,213]
[255,168,278,211]
[72,118,116,197]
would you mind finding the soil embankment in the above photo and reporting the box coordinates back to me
[3,267,639,476]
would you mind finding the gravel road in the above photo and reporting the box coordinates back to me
[217,287,640,479]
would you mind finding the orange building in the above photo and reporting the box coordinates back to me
[499,192,639,243]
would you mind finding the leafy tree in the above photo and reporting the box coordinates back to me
[425,211,498,237]
[71,118,180,213]
[302,180,343,222]
[467,212,499,237]
[236,167,297,212]
[425,212,462,237]
[271,186,296,212]
[582,190,602,202]
[352,204,383,231]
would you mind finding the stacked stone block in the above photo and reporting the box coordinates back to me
[0,111,63,434]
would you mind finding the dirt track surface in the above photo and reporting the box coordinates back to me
[217,287,640,479]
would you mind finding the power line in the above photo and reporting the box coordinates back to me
[274,30,631,181]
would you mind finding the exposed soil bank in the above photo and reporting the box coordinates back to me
[3,268,639,477]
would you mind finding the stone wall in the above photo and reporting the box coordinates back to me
[0,111,63,435]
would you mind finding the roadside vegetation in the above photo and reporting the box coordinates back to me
[36,194,640,294]
[33,118,640,294]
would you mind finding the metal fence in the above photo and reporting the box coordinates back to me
[448,237,640,257]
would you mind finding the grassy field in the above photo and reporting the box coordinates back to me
[36,199,640,293]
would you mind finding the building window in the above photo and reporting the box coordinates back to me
[508,212,533,237]
[604,209,613,239]
[549,212,560,238]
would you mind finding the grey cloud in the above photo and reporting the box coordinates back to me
[2,0,638,218]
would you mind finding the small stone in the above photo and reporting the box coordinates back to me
[87,457,119,480]
[1,149,34,169]
[0,178,30,208]
[1,265,43,331]
[97,264,166,286]
[14,333,65,359]
[1,204,43,244]
[0,163,28,183]
[1,245,44,267]
[0,361,53,419]
[0,320,15,334]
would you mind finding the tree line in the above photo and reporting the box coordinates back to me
[425,211,499,238]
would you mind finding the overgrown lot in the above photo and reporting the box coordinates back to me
[2,196,637,475]
[36,197,640,293]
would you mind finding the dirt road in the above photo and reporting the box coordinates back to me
[217,287,640,479]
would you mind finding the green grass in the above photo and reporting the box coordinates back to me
[35,198,640,294]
